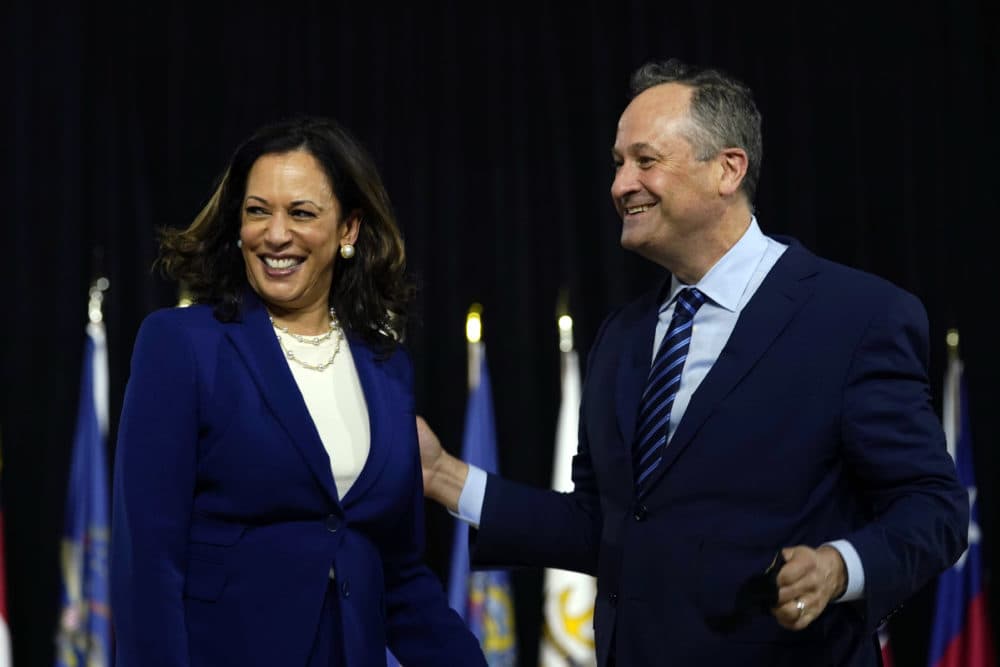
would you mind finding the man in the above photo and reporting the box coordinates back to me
[419,59,968,665]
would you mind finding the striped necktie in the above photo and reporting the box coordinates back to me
[633,287,708,497]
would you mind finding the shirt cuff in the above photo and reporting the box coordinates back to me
[826,539,865,602]
[447,464,488,529]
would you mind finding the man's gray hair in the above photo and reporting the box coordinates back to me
[630,59,762,204]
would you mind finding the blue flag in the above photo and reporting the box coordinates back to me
[927,350,996,667]
[56,322,112,667]
[448,349,517,666]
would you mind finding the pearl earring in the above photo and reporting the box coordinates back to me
[236,239,243,248]
[340,243,355,259]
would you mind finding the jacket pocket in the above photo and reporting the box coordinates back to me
[189,515,248,546]
[184,557,226,602]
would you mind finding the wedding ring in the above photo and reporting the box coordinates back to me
[795,598,806,618]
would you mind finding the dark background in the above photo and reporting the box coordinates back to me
[3,1,998,665]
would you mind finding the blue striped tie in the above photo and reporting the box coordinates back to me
[633,287,708,497]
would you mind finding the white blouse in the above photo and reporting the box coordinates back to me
[272,325,371,499]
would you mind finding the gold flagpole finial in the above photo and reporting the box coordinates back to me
[466,303,484,344]
[946,328,960,358]
[466,303,484,390]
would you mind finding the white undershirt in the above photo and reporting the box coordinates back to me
[273,325,370,499]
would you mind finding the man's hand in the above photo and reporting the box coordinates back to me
[415,415,446,490]
[770,545,847,630]
[416,415,469,512]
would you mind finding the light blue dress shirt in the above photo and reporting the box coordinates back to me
[454,218,864,601]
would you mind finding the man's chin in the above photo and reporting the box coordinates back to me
[620,234,672,270]
[619,229,648,254]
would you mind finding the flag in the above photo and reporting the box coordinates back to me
[539,346,597,666]
[55,320,112,667]
[1,435,12,667]
[878,624,893,667]
[927,337,996,667]
[447,341,517,666]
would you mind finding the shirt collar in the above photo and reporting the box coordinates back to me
[663,216,768,314]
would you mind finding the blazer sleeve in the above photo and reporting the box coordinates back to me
[111,312,198,667]
[839,289,968,631]
[381,352,487,667]
[469,310,620,574]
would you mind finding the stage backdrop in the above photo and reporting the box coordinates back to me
[4,1,997,665]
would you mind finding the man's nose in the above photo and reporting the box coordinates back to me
[610,162,639,203]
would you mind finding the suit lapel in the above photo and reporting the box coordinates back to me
[643,242,819,493]
[224,294,340,504]
[615,288,662,453]
[338,336,392,506]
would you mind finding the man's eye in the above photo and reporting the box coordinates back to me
[637,156,655,167]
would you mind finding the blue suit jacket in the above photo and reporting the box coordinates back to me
[471,239,968,666]
[111,293,484,667]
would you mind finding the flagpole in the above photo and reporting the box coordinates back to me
[1,415,10,667]
[945,328,959,357]
[466,303,483,390]
[87,277,110,440]
[540,300,597,666]
[943,329,961,462]
[88,277,109,323]
[450,302,518,663]
[928,326,998,667]
[56,275,113,667]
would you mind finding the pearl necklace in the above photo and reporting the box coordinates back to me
[270,308,343,372]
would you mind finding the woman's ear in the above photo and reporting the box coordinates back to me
[341,209,362,245]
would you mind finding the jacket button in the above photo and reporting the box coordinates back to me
[341,581,351,598]
[609,592,617,607]
[634,504,648,521]
[325,515,341,532]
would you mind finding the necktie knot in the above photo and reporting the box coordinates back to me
[671,287,707,322]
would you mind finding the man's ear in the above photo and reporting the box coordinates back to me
[717,147,748,197]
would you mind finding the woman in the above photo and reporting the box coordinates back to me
[110,116,486,667]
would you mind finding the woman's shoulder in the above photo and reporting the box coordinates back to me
[130,304,232,374]
[137,303,228,344]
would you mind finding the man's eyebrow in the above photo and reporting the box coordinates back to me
[612,142,659,158]
[628,142,658,153]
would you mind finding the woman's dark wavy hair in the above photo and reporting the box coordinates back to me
[158,116,414,353]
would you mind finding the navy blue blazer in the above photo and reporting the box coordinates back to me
[471,239,968,666]
[110,293,484,667]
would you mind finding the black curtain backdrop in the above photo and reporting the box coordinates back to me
[4,1,998,665]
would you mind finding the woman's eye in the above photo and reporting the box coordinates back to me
[245,206,267,216]
[291,209,316,220]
